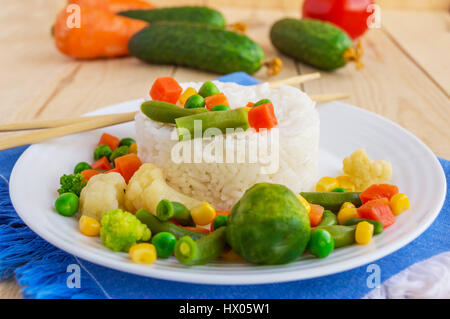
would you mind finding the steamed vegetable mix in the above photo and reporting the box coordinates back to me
[175,108,250,141]
[175,227,227,265]
[156,200,194,226]
[136,208,205,240]
[141,100,208,124]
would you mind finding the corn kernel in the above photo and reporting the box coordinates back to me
[336,175,356,192]
[129,142,138,154]
[179,87,197,106]
[390,193,410,216]
[355,221,374,245]
[79,215,100,237]
[316,177,339,192]
[296,194,311,214]
[129,243,157,264]
[244,107,252,113]
[337,207,359,225]
[341,201,356,210]
[191,202,216,226]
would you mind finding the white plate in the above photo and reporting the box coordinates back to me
[9,99,446,285]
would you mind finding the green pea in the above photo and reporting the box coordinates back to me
[198,81,220,98]
[185,94,205,109]
[151,232,177,258]
[318,210,338,226]
[253,99,272,107]
[109,145,129,162]
[308,229,334,258]
[212,214,228,230]
[331,187,347,192]
[55,193,79,217]
[211,104,230,111]
[119,138,136,147]
[74,162,92,174]
[94,144,112,161]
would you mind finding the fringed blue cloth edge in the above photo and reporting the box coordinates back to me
[0,178,104,299]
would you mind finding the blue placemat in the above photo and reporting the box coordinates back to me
[0,73,449,299]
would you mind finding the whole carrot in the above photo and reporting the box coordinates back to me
[68,0,155,13]
[54,6,148,59]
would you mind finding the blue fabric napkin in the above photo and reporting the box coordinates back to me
[0,73,449,299]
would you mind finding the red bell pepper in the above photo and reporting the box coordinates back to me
[360,184,399,204]
[357,198,395,228]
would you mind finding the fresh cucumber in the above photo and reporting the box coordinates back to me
[129,22,265,74]
[119,6,226,29]
[270,18,359,71]
[300,192,362,213]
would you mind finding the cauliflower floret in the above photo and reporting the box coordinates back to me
[100,209,151,252]
[343,149,392,191]
[125,163,201,213]
[79,172,126,221]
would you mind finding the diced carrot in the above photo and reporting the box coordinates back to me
[105,167,121,174]
[309,204,324,227]
[98,133,120,151]
[246,102,254,108]
[360,184,399,204]
[80,169,101,182]
[357,198,395,228]
[183,226,210,235]
[204,93,229,111]
[248,103,278,132]
[150,77,183,104]
[114,153,142,183]
[169,220,181,226]
[91,156,112,170]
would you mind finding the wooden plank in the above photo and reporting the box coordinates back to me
[382,10,450,95]
[299,28,450,158]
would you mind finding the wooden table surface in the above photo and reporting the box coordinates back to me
[0,1,449,298]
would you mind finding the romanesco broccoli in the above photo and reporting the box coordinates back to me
[58,173,87,197]
[100,209,151,252]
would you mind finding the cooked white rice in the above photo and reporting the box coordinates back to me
[135,81,319,210]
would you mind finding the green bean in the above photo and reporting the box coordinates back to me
[174,227,227,265]
[141,100,208,124]
[318,210,338,226]
[344,218,383,234]
[156,200,194,226]
[175,107,249,141]
[300,192,362,213]
[135,208,204,240]
[312,225,356,248]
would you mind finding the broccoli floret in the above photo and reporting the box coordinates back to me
[100,209,151,252]
[58,173,87,197]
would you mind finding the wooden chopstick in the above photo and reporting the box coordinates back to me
[269,73,320,88]
[0,112,137,151]
[311,93,350,103]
